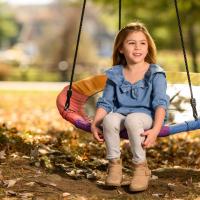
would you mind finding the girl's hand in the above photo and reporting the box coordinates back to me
[141,129,158,149]
[91,124,104,143]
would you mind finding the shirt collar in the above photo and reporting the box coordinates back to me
[105,64,166,86]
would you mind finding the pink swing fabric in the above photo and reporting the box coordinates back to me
[57,85,89,125]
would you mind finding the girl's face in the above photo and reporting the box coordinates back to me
[119,31,148,65]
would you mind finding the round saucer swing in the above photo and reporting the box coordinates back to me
[56,0,200,138]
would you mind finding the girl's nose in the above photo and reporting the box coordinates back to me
[135,44,139,49]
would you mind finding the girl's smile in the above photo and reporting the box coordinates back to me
[132,53,143,57]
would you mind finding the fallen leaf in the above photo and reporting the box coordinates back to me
[25,182,35,186]
[86,172,96,180]
[4,179,18,188]
[0,150,6,159]
[151,175,158,180]
[0,170,4,181]
[117,188,123,195]
[172,199,184,200]
[96,180,105,186]
[19,192,34,198]
[152,193,164,197]
[168,183,176,187]
[38,148,49,155]
[5,190,17,196]
[3,178,21,188]
[62,192,71,197]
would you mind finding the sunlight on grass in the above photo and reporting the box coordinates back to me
[0,90,72,133]
[158,50,200,72]
[166,71,200,85]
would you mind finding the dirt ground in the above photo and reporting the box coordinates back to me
[0,155,200,200]
[0,91,200,200]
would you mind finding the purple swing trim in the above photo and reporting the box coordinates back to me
[75,118,200,138]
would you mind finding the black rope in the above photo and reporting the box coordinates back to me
[174,0,198,120]
[64,0,87,110]
[119,0,122,30]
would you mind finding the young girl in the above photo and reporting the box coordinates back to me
[91,22,169,192]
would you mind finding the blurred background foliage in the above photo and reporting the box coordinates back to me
[0,0,199,81]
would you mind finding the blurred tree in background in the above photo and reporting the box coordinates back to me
[45,0,99,81]
[0,0,101,81]
[0,0,199,81]
[0,1,19,80]
[0,2,19,48]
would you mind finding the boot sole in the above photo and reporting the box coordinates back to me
[105,180,122,187]
[129,185,148,192]
[106,183,121,187]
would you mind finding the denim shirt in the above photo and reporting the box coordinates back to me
[96,64,169,120]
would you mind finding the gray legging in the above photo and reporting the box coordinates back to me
[103,112,153,164]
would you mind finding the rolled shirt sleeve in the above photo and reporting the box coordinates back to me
[152,73,169,111]
[96,79,115,113]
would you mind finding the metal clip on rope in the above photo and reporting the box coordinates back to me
[190,98,198,120]
[64,89,72,110]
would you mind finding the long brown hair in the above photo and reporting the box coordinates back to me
[112,22,157,66]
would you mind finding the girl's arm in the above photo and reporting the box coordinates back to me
[142,73,169,148]
[92,107,108,127]
[91,108,107,143]
[141,106,165,148]
[152,106,166,134]
[92,79,115,143]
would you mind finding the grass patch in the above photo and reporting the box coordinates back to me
[7,67,60,82]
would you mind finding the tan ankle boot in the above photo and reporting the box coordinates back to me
[129,162,151,192]
[105,158,122,186]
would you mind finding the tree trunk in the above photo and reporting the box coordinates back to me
[188,24,198,73]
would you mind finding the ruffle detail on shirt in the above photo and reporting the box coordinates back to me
[105,64,166,99]
[105,64,166,85]
[119,80,146,99]
[144,64,166,82]
[105,65,124,85]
